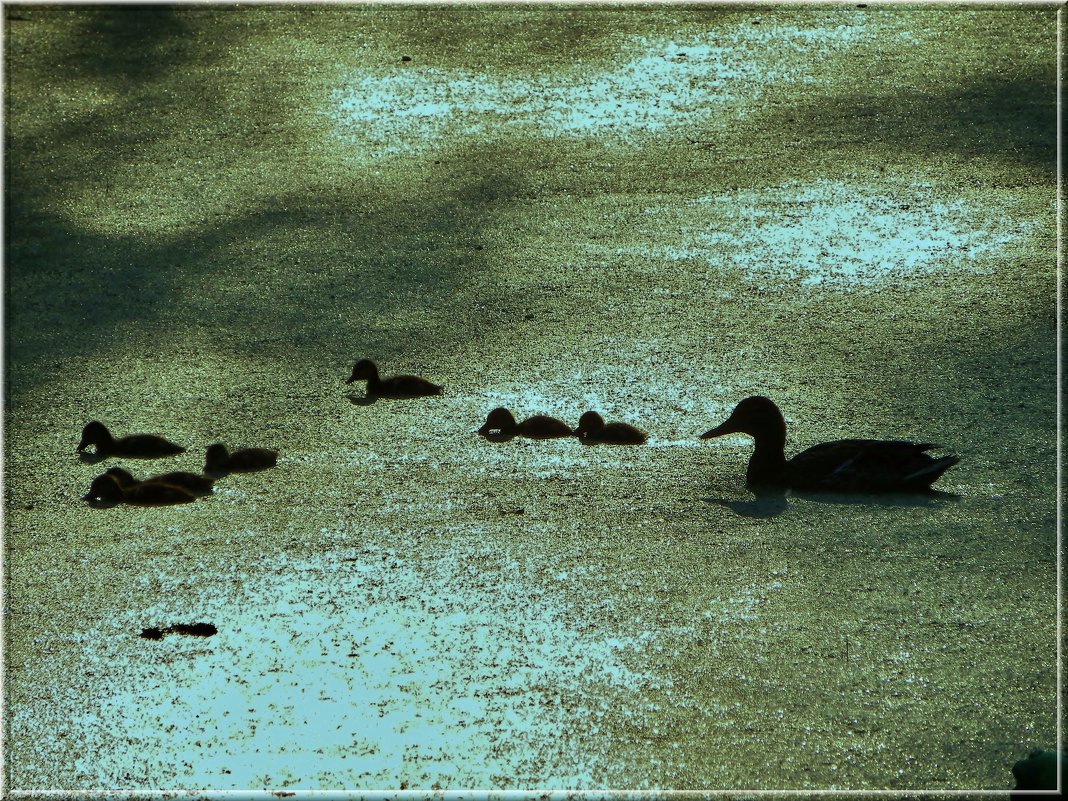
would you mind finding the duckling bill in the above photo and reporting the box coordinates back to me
[574,411,648,445]
[204,443,278,475]
[78,421,185,459]
[478,407,573,439]
[701,396,959,493]
[346,359,443,397]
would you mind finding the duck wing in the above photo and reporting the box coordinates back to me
[113,434,185,458]
[787,439,958,493]
[377,374,443,397]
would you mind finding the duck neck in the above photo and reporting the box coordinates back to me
[746,426,788,487]
[95,429,116,454]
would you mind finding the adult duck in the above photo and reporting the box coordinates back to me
[346,359,443,397]
[204,443,278,475]
[77,421,185,459]
[574,411,648,445]
[83,473,196,507]
[478,407,573,439]
[700,396,959,493]
[105,466,215,496]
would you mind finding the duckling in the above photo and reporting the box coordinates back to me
[700,396,959,493]
[346,359,443,397]
[83,473,196,507]
[478,407,573,439]
[204,443,278,475]
[574,411,648,445]
[105,466,214,497]
[77,420,185,459]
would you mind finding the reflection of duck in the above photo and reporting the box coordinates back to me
[701,396,959,492]
[77,421,185,459]
[574,411,648,444]
[204,443,278,475]
[83,473,196,506]
[346,359,443,397]
[477,407,573,439]
[106,466,215,496]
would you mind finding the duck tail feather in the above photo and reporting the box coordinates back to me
[903,454,960,485]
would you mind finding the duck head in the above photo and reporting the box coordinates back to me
[78,421,114,452]
[83,473,125,503]
[575,411,605,437]
[346,359,379,384]
[478,407,517,435]
[204,443,231,473]
[700,396,786,442]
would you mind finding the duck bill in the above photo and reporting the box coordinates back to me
[700,420,738,439]
[76,439,89,452]
[344,375,356,384]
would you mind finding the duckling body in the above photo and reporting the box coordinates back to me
[346,359,443,397]
[106,466,215,496]
[83,473,196,506]
[701,396,958,493]
[78,421,185,459]
[204,443,278,475]
[575,411,648,445]
[478,407,573,439]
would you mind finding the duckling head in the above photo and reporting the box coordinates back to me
[83,473,125,503]
[204,443,231,473]
[346,359,379,384]
[478,407,517,435]
[701,396,785,441]
[575,411,606,437]
[78,421,113,452]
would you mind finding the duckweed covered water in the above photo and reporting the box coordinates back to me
[3,4,1058,796]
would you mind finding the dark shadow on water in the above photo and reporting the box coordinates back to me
[702,493,789,519]
[705,488,960,517]
[792,489,962,507]
[478,432,518,443]
[345,394,378,407]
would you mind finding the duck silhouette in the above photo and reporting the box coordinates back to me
[1011,749,1064,798]
[204,443,278,476]
[77,421,185,459]
[701,396,959,493]
[574,411,648,445]
[105,466,214,496]
[83,473,196,507]
[346,359,443,398]
[477,407,573,440]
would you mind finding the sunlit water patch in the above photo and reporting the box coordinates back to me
[637,181,1035,287]
[330,23,869,154]
[14,544,676,791]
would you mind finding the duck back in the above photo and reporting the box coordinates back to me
[373,374,444,398]
[517,415,573,439]
[787,439,959,493]
[111,434,186,458]
[122,482,197,506]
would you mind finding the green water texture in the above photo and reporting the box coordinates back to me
[2,3,1059,795]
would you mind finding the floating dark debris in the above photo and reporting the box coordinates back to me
[139,623,218,639]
